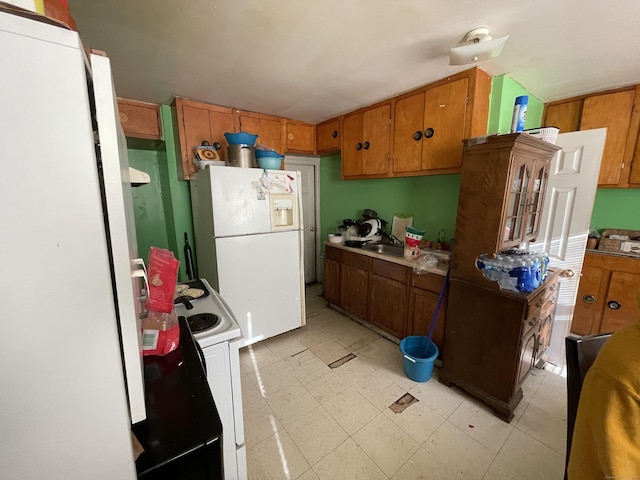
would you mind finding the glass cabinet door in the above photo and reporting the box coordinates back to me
[525,160,549,239]
[502,160,530,246]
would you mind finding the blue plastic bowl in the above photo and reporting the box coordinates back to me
[255,149,283,158]
[224,131,258,146]
[257,156,283,170]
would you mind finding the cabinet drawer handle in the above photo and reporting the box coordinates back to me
[528,317,538,327]
[583,294,596,304]
[363,141,370,150]
[356,142,363,150]
[413,131,423,141]
[424,128,435,138]
[332,130,338,138]
[535,299,543,308]
[607,300,621,310]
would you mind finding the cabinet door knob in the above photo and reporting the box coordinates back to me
[528,317,538,327]
[201,140,210,146]
[583,294,596,304]
[424,128,435,138]
[332,130,338,138]
[607,300,621,310]
[413,131,423,141]
[561,269,576,278]
[356,142,363,151]
[363,141,370,150]
[212,142,222,150]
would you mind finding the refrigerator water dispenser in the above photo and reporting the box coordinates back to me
[270,194,298,230]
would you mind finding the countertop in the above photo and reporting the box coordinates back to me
[585,248,640,259]
[325,241,450,276]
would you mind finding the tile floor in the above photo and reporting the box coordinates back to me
[240,284,567,479]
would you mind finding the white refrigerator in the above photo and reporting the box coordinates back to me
[0,11,147,479]
[190,166,306,346]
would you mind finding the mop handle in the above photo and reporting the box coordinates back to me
[423,264,451,356]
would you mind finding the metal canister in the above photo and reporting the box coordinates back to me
[226,144,257,168]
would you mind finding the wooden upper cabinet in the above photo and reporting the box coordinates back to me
[543,100,582,133]
[342,104,391,178]
[285,120,315,154]
[237,112,284,153]
[393,68,490,176]
[632,129,640,185]
[421,78,469,170]
[316,118,340,154]
[117,98,162,140]
[544,84,640,188]
[393,91,425,173]
[581,90,635,186]
[175,97,234,179]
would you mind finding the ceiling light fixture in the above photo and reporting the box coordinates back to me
[449,27,509,66]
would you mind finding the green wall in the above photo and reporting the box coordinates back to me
[319,154,461,248]
[488,75,544,134]
[127,106,194,282]
[591,188,640,231]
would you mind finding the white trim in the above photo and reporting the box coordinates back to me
[285,155,321,283]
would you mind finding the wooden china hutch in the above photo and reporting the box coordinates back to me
[439,134,562,422]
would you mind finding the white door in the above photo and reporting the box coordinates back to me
[285,157,319,283]
[215,230,305,346]
[528,129,607,367]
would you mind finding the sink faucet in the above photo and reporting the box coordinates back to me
[382,231,403,246]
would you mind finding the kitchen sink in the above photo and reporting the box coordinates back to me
[361,243,405,258]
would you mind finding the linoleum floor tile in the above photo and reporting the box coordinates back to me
[285,405,349,466]
[322,386,380,436]
[422,421,495,480]
[246,429,310,480]
[447,397,514,454]
[312,438,387,480]
[352,413,421,477]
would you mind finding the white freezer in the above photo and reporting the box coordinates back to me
[197,166,300,238]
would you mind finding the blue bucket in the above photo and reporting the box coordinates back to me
[400,336,439,382]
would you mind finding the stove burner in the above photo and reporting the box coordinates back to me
[187,313,220,333]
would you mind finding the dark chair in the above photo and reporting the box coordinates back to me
[564,333,613,480]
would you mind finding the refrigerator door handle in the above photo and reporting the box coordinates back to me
[132,258,149,319]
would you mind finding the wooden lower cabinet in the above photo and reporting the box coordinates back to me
[571,251,640,335]
[440,272,560,422]
[369,259,409,338]
[322,245,448,341]
[339,251,370,320]
[323,245,342,305]
[408,272,447,355]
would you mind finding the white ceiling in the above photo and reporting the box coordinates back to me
[68,0,640,124]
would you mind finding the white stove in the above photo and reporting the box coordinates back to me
[175,278,242,348]
[175,278,246,480]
